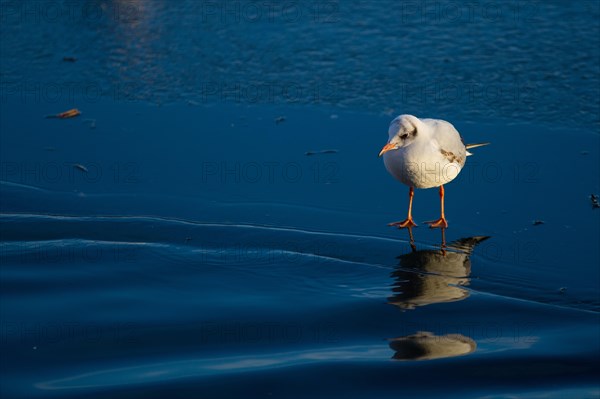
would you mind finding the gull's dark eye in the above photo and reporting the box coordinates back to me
[400,134,408,139]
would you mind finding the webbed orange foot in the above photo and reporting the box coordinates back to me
[426,217,448,229]
[388,218,417,229]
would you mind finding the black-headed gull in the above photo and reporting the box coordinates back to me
[379,115,489,229]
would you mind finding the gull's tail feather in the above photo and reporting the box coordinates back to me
[466,142,490,150]
[465,142,490,156]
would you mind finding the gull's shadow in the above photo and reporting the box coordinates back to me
[387,229,489,361]
[388,229,490,310]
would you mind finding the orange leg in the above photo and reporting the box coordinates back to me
[389,187,417,228]
[427,185,448,229]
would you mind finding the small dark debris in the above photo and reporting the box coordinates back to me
[558,287,567,293]
[275,116,286,125]
[185,237,192,242]
[532,220,544,226]
[580,151,589,155]
[591,194,599,209]
[74,164,88,173]
[46,108,81,119]
[305,149,339,156]
[63,56,77,62]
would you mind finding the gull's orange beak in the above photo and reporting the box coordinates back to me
[379,143,396,157]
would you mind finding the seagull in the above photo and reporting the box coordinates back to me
[379,115,489,228]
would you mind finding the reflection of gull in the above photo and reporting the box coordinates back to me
[389,331,476,361]
[388,236,489,310]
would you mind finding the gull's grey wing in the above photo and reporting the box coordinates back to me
[422,118,468,164]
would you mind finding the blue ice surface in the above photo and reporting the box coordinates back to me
[1,1,599,398]
[1,98,599,399]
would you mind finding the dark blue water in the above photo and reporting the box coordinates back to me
[1,1,599,398]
